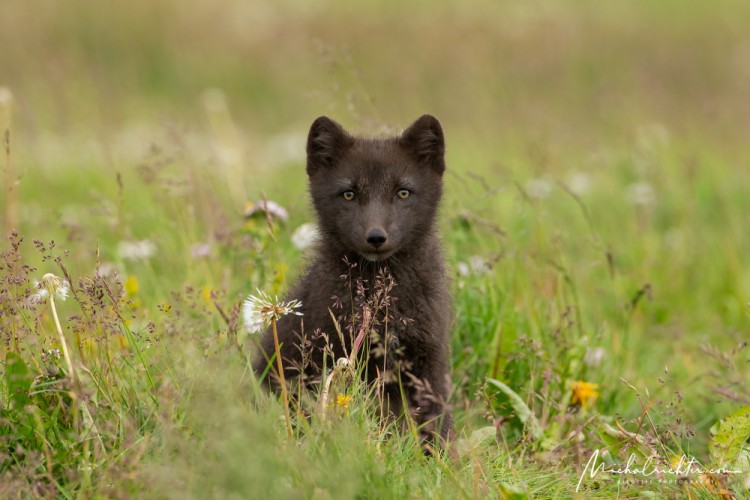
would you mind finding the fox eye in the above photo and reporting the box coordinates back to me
[397,189,411,199]
[342,190,356,201]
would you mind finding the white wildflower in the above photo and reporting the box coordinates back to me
[584,347,606,367]
[245,200,289,222]
[267,132,306,165]
[117,240,157,260]
[626,182,656,206]
[566,171,592,196]
[457,256,491,277]
[244,289,298,436]
[96,262,119,278]
[32,273,70,303]
[0,87,13,133]
[242,289,303,335]
[525,178,553,199]
[190,242,213,259]
[469,255,491,275]
[0,87,12,106]
[291,223,319,250]
[456,262,470,277]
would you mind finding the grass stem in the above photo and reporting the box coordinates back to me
[50,294,76,383]
[272,317,293,438]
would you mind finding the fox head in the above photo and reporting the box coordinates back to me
[306,115,445,261]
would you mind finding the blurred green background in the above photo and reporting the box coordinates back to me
[5,0,750,145]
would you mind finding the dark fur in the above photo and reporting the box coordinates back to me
[255,115,453,444]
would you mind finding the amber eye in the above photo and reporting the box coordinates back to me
[397,189,411,199]
[342,190,356,201]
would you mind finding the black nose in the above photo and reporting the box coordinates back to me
[366,229,387,249]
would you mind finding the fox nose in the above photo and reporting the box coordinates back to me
[366,228,388,249]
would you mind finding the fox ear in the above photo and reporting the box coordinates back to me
[400,114,445,174]
[306,116,352,176]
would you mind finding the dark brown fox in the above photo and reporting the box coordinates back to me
[256,115,453,444]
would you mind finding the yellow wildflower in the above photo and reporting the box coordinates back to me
[125,275,139,296]
[571,381,599,409]
[202,285,213,305]
[336,394,352,410]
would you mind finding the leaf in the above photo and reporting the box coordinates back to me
[5,352,33,409]
[487,378,541,438]
[709,405,750,468]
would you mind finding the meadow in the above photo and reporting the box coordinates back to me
[1,1,750,497]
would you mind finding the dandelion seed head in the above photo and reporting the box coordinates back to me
[33,273,70,302]
[0,87,13,105]
[526,178,553,199]
[117,240,157,261]
[457,256,490,277]
[584,347,606,367]
[242,289,303,334]
[30,283,49,304]
[566,171,592,195]
[97,262,119,278]
[0,87,13,130]
[626,182,656,206]
[469,256,491,275]
[456,262,470,277]
[242,300,265,335]
[291,223,319,250]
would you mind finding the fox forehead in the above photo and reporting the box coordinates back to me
[321,141,427,190]
[324,165,422,197]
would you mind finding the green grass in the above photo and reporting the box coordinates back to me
[2,0,750,498]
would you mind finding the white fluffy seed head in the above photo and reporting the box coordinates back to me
[34,273,70,302]
[241,289,303,334]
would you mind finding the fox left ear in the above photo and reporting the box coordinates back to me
[400,114,445,174]
[306,116,353,176]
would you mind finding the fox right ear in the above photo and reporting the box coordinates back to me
[399,114,446,175]
[306,116,352,176]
